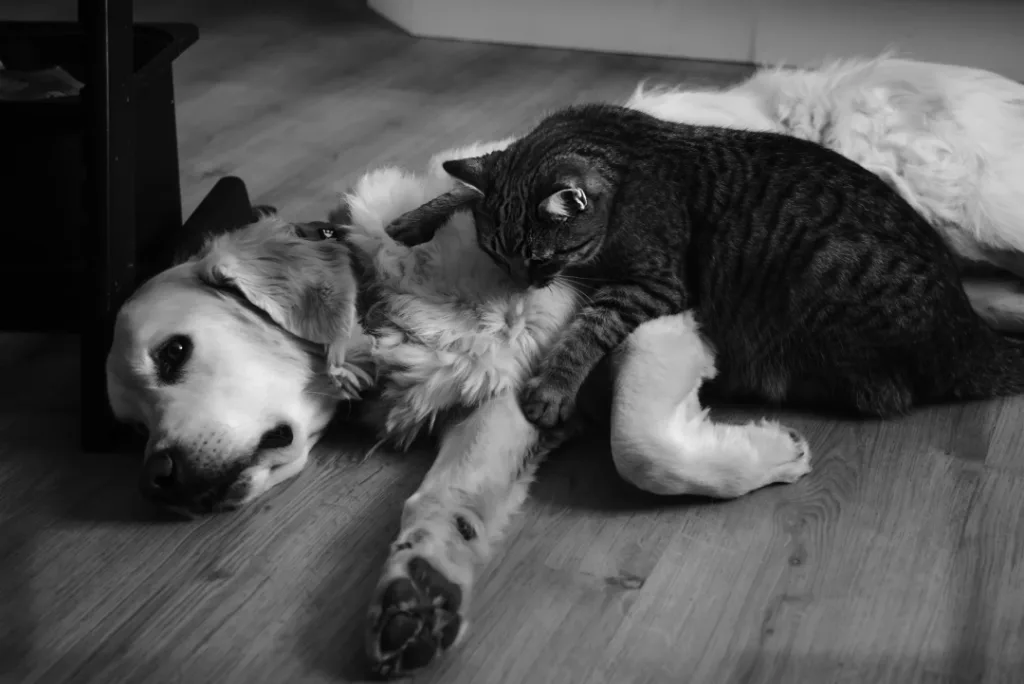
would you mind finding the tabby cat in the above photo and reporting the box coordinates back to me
[386,104,1024,429]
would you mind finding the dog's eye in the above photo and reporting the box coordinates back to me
[153,334,192,384]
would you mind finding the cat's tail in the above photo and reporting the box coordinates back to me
[949,331,1024,401]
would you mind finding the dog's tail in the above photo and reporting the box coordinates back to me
[947,330,1024,401]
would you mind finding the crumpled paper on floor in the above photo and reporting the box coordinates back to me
[0,59,85,101]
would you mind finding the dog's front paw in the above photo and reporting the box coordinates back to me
[366,542,469,678]
[328,364,373,401]
[329,344,374,397]
[520,374,576,429]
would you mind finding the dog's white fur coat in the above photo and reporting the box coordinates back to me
[339,138,578,448]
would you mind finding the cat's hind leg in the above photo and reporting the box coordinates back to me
[609,313,812,498]
[962,276,1024,333]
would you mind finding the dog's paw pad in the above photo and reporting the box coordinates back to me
[367,557,465,678]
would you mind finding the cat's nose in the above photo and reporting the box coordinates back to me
[507,258,531,289]
[528,261,558,289]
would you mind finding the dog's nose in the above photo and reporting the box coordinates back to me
[140,447,182,498]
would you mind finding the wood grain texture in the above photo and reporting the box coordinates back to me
[0,2,1022,683]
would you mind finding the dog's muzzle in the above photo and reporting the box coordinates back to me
[139,423,294,514]
[138,446,242,513]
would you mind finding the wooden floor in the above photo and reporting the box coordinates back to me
[2,3,1023,683]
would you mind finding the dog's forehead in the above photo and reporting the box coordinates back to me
[115,265,222,345]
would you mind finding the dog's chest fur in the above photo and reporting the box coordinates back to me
[336,164,580,448]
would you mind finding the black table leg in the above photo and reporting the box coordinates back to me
[78,0,136,452]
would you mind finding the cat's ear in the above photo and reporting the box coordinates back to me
[442,156,492,195]
[539,184,588,221]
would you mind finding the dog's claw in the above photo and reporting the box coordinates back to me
[329,361,373,400]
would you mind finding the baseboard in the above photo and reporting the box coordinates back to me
[369,0,1023,80]
[368,0,757,64]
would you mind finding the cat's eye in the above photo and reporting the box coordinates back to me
[152,334,193,384]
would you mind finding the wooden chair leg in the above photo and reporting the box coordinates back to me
[78,0,136,453]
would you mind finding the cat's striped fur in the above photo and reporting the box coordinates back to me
[388,103,1024,428]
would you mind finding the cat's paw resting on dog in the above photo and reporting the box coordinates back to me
[520,373,578,428]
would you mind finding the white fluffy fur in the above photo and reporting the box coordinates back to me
[610,313,809,498]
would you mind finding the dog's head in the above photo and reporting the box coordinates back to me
[106,208,370,515]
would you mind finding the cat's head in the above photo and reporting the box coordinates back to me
[441,145,615,290]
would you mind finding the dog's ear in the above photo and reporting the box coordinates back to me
[193,216,356,346]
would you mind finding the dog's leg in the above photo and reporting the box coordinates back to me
[365,392,559,678]
[326,295,362,398]
[609,313,812,499]
[327,268,375,399]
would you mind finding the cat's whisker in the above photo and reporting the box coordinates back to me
[558,274,606,283]
[553,276,595,306]
[556,274,599,290]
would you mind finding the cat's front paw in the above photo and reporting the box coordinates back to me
[520,374,576,429]
[385,215,434,247]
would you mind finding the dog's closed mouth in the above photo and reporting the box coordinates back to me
[257,423,294,451]
[141,461,254,518]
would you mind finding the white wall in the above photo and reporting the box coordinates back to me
[368,0,756,63]
[369,0,1024,80]
[755,0,1024,78]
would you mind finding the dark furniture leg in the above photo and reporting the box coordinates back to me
[79,0,136,452]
